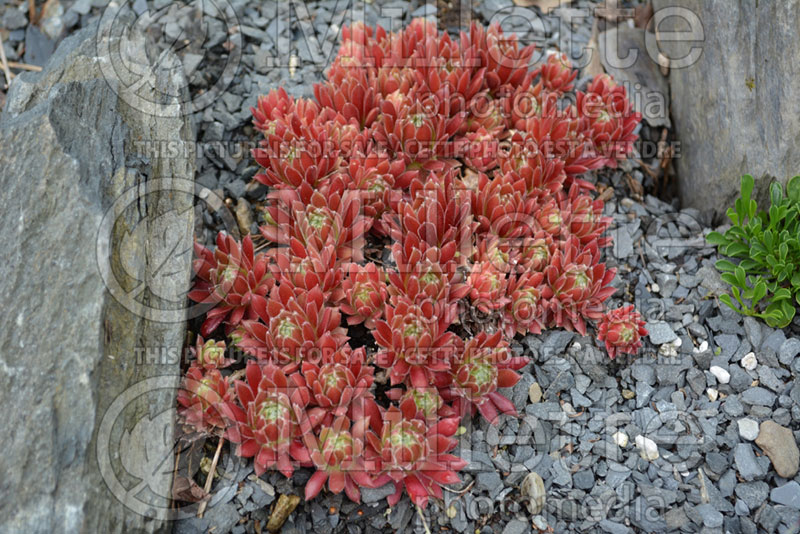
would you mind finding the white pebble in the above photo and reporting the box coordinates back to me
[672,337,682,347]
[741,352,758,371]
[737,418,760,441]
[709,365,731,384]
[693,340,709,354]
[613,431,628,447]
[635,435,659,461]
[707,388,719,402]
[659,343,678,357]
[651,283,660,293]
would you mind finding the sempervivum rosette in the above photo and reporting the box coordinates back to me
[444,331,528,424]
[191,336,235,370]
[177,367,232,433]
[503,271,546,337]
[301,346,375,423]
[597,304,648,359]
[189,233,274,337]
[366,403,467,508]
[373,296,460,388]
[338,262,388,329]
[303,416,376,503]
[238,285,348,369]
[223,363,316,477]
[542,237,617,335]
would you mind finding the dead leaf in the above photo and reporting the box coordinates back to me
[172,475,208,503]
[234,199,253,236]
[267,494,301,532]
[582,20,605,78]
[512,0,572,11]
[624,173,644,197]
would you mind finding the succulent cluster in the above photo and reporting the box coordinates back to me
[180,19,646,508]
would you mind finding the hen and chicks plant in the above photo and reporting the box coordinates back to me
[180,18,646,509]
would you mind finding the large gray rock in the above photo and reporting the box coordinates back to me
[0,10,194,534]
[653,0,800,220]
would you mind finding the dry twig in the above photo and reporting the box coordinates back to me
[0,34,13,89]
[197,437,225,518]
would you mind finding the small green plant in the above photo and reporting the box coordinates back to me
[707,174,800,327]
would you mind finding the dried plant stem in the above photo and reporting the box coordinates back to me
[416,504,432,534]
[197,437,225,518]
[0,34,13,88]
[6,61,42,72]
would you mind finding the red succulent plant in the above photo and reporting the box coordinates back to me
[366,403,467,508]
[180,17,647,507]
[373,296,460,388]
[444,332,528,424]
[177,367,232,433]
[537,52,577,94]
[189,233,274,336]
[238,285,348,369]
[597,304,648,359]
[338,262,389,328]
[191,336,235,370]
[224,363,316,477]
[542,238,617,335]
[303,416,376,503]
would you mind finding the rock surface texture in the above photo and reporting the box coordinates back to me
[0,10,194,534]
[653,0,800,220]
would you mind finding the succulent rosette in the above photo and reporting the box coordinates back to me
[343,151,418,235]
[535,194,568,238]
[463,128,500,172]
[537,52,577,94]
[191,336,235,370]
[177,367,232,433]
[462,22,536,94]
[189,233,274,337]
[260,179,373,263]
[223,363,316,477]
[473,172,538,238]
[373,296,460,387]
[271,240,342,299]
[252,110,345,190]
[313,69,380,130]
[388,242,469,324]
[511,231,556,273]
[597,304,648,359]
[496,139,566,197]
[238,285,348,369]
[503,271,546,337]
[251,87,320,134]
[578,74,642,167]
[566,186,612,246]
[467,260,511,313]
[445,332,528,424]
[542,238,617,335]
[372,93,464,169]
[384,172,476,264]
[301,346,375,422]
[338,262,388,328]
[303,416,376,503]
[366,403,467,508]
[386,387,456,422]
